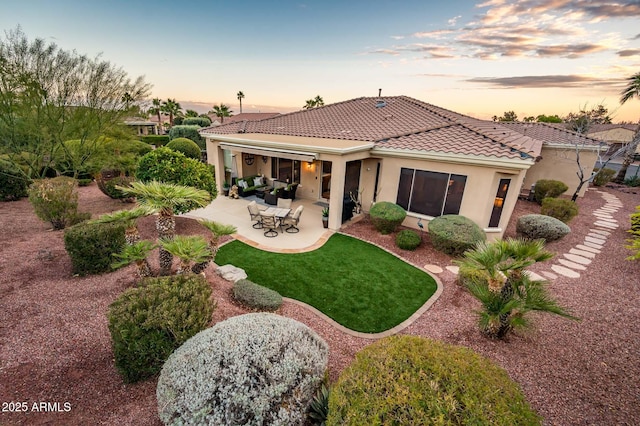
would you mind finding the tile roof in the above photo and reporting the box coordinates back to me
[587,123,639,133]
[500,122,603,147]
[201,96,561,159]
[207,112,281,125]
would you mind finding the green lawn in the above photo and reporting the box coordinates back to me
[215,233,437,333]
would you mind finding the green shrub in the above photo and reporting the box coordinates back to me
[624,176,640,187]
[0,159,30,201]
[457,263,489,287]
[516,214,570,242]
[541,197,579,223]
[233,279,283,311]
[139,135,170,146]
[96,174,135,200]
[327,335,540,426]
[428,215,485,256]
[369,202,406,234]
[157,313,328,425]
[592,168,616,186]
[28,177,90,230]
[168,125,204,149]
[182,116,211,127]
[533,179,568,204]
[166,137,201,159]
[108,274,214,383]
[136,147,216,214]
[395,229,421,250]
[64,221,126,275]
[631,206,640,234]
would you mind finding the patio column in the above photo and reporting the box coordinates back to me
[327,159,346,230]
[207,139,226,195]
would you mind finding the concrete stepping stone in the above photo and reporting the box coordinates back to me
[563,253,592,265]
[590,229,611,236]
[424,264,443,274]
[587,233,607,240]
[595,217,617,223]
[445,265,459,274]
[551,264,581,278]
[577,244,601,253]
[594,221,618,229]
[593,213,613,219]
[583,241,603,250]
[558,258,587,271]
[525,271,546,281]
[569,248,596,258]
[541,271,558,280]
[585,236,606,245]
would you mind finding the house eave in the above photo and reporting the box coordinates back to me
[543,142,604,151]
[372,147,534,170]
[204,134,374,155]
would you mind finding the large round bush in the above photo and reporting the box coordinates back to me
[108,274,214,383]
[168,125,205,149]
[64,221,126,275]
[369,202,406,234]
[541,197,578,223]
[395,229,421,250]
[0,159,30,201]
[157,313,328,425]
[182,116,211,127]
[428,215,485,256]
[516,214,570,242]
[327,335,540,425]
[166,137,201,159]
[136,147,216,214]
[533,179,568,204]
[233,279,283,311]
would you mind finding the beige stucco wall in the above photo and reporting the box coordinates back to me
[523,146,600,198]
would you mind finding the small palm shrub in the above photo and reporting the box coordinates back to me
[96,173,135,200]
[327,335,541,425]
[233,279,283,311]
[516,214,570,242]
[428,215,485,256]
[182,116,211,127]
[592,168,616,186]
[168,125,204,149]
[28,177,90,229]
[166,137,201,159]
[0,159,30,201]
[64,221,127,275]
[369,202,406,234]
[631,206,640,233]
[157,313,328,425]
[533,179,568,204]
[541,197,579,223]
[108,274,214,383]
[395,229,421,250]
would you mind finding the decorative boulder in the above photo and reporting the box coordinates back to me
[216,264,247,282]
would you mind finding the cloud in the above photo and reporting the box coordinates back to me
[367,49,401,56]
[617,49,640,57]
[467,74,622,89]
[448,15,462,26]
[390,35,405,40]
[413,29,456,39]
[535,43,609,58]
[366,44,455,59]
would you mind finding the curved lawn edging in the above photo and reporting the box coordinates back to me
[215,233,441,334]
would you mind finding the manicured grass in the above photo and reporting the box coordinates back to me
[215,233,437,333]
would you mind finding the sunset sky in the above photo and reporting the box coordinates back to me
[2,0,639,122]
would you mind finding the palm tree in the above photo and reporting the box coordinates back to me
[116,181,211,275]
[614,71,640,183]
[148,98,163,133]
[161,98,182,128]
[313,95,324,107]
[112,240,157,278]
[237,91,245,114]
[185,109,199,117]
[122,92,134,111]
[160,235,212,274]
[90,206,155,245]
[211,103,233,123]
[456,238,576,339]
[191,219,237,274]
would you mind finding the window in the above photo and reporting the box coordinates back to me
[396,168,466,217]
[489,179,511,227]
[271,158,301,182]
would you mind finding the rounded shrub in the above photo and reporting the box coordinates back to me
[369,202,406,234]
[139,135,170,147]
[28,177,90,230]
[168,125,204,149]
[327,335,540,426]
[395,229,421,250]
[0,159,30,201]
[166,137,201,159]
[157,313,328,425]
[592,168,616,187]
[233,279,283,311]
[516,214,570,242]
[533,179,568,204]
[428,215,485,256]
[541,197,579,223]
[64,221,126,275]
[96,174,135,200]
[108,274,214,383]
[182,116,211,127]
[136,147,216,214]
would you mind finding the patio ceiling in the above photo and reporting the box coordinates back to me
[218,142,317,162]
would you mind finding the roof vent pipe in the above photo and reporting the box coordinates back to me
[378,88,382,97]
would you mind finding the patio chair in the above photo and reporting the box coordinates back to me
[260,212,279,237]
[277,198,292,209]
[282,205,304,233]
[247,201,265,229]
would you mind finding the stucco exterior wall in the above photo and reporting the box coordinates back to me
[523,146,599,198]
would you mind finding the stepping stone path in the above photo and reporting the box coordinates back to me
[423,264,443,274]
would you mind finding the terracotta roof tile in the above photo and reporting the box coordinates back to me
[500,122,603,147]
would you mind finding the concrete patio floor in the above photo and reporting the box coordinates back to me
[183,194,337,250]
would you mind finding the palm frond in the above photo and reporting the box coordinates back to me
[91,206,156,225]
[112,240,157,268]
[116,180,211,211]
[198,219,237,237]
[159,235,212,264]
[620,71,640,105]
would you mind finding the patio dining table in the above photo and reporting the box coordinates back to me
[263,207,291,232]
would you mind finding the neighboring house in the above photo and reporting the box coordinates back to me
[201,96,602,239]
[124,117,159,135]
[586,123,639,155]
[207,112,281,126]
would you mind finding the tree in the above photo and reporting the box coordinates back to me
[536,114,563,123]
[613,72,640,183]
[161,98,182,128]
[0,27,150,179]
[303,95,324,109]
[210,103,232,123]
[185,109,199,117]
[148,98,163,133]
[493,111,518,122]
[237,91,245,114]
[457,239,577,339]
[564,104,611,133]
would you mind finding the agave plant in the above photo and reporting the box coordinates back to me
[191,219,237,274]
[456,238,577,339]
[160,235,212,274]
[117,181,211,274]
[91,206,155,245]
[112,240,157,278]
[308,383,330,426]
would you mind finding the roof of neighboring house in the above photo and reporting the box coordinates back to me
[207,112,281,125]
[499,122,603,147]
[202,96,547,160]
[587,123,638,133]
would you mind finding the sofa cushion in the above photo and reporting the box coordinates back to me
[253,177,263,187]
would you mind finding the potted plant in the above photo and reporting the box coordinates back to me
[222,182,230,197]
[321,207,329,228]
